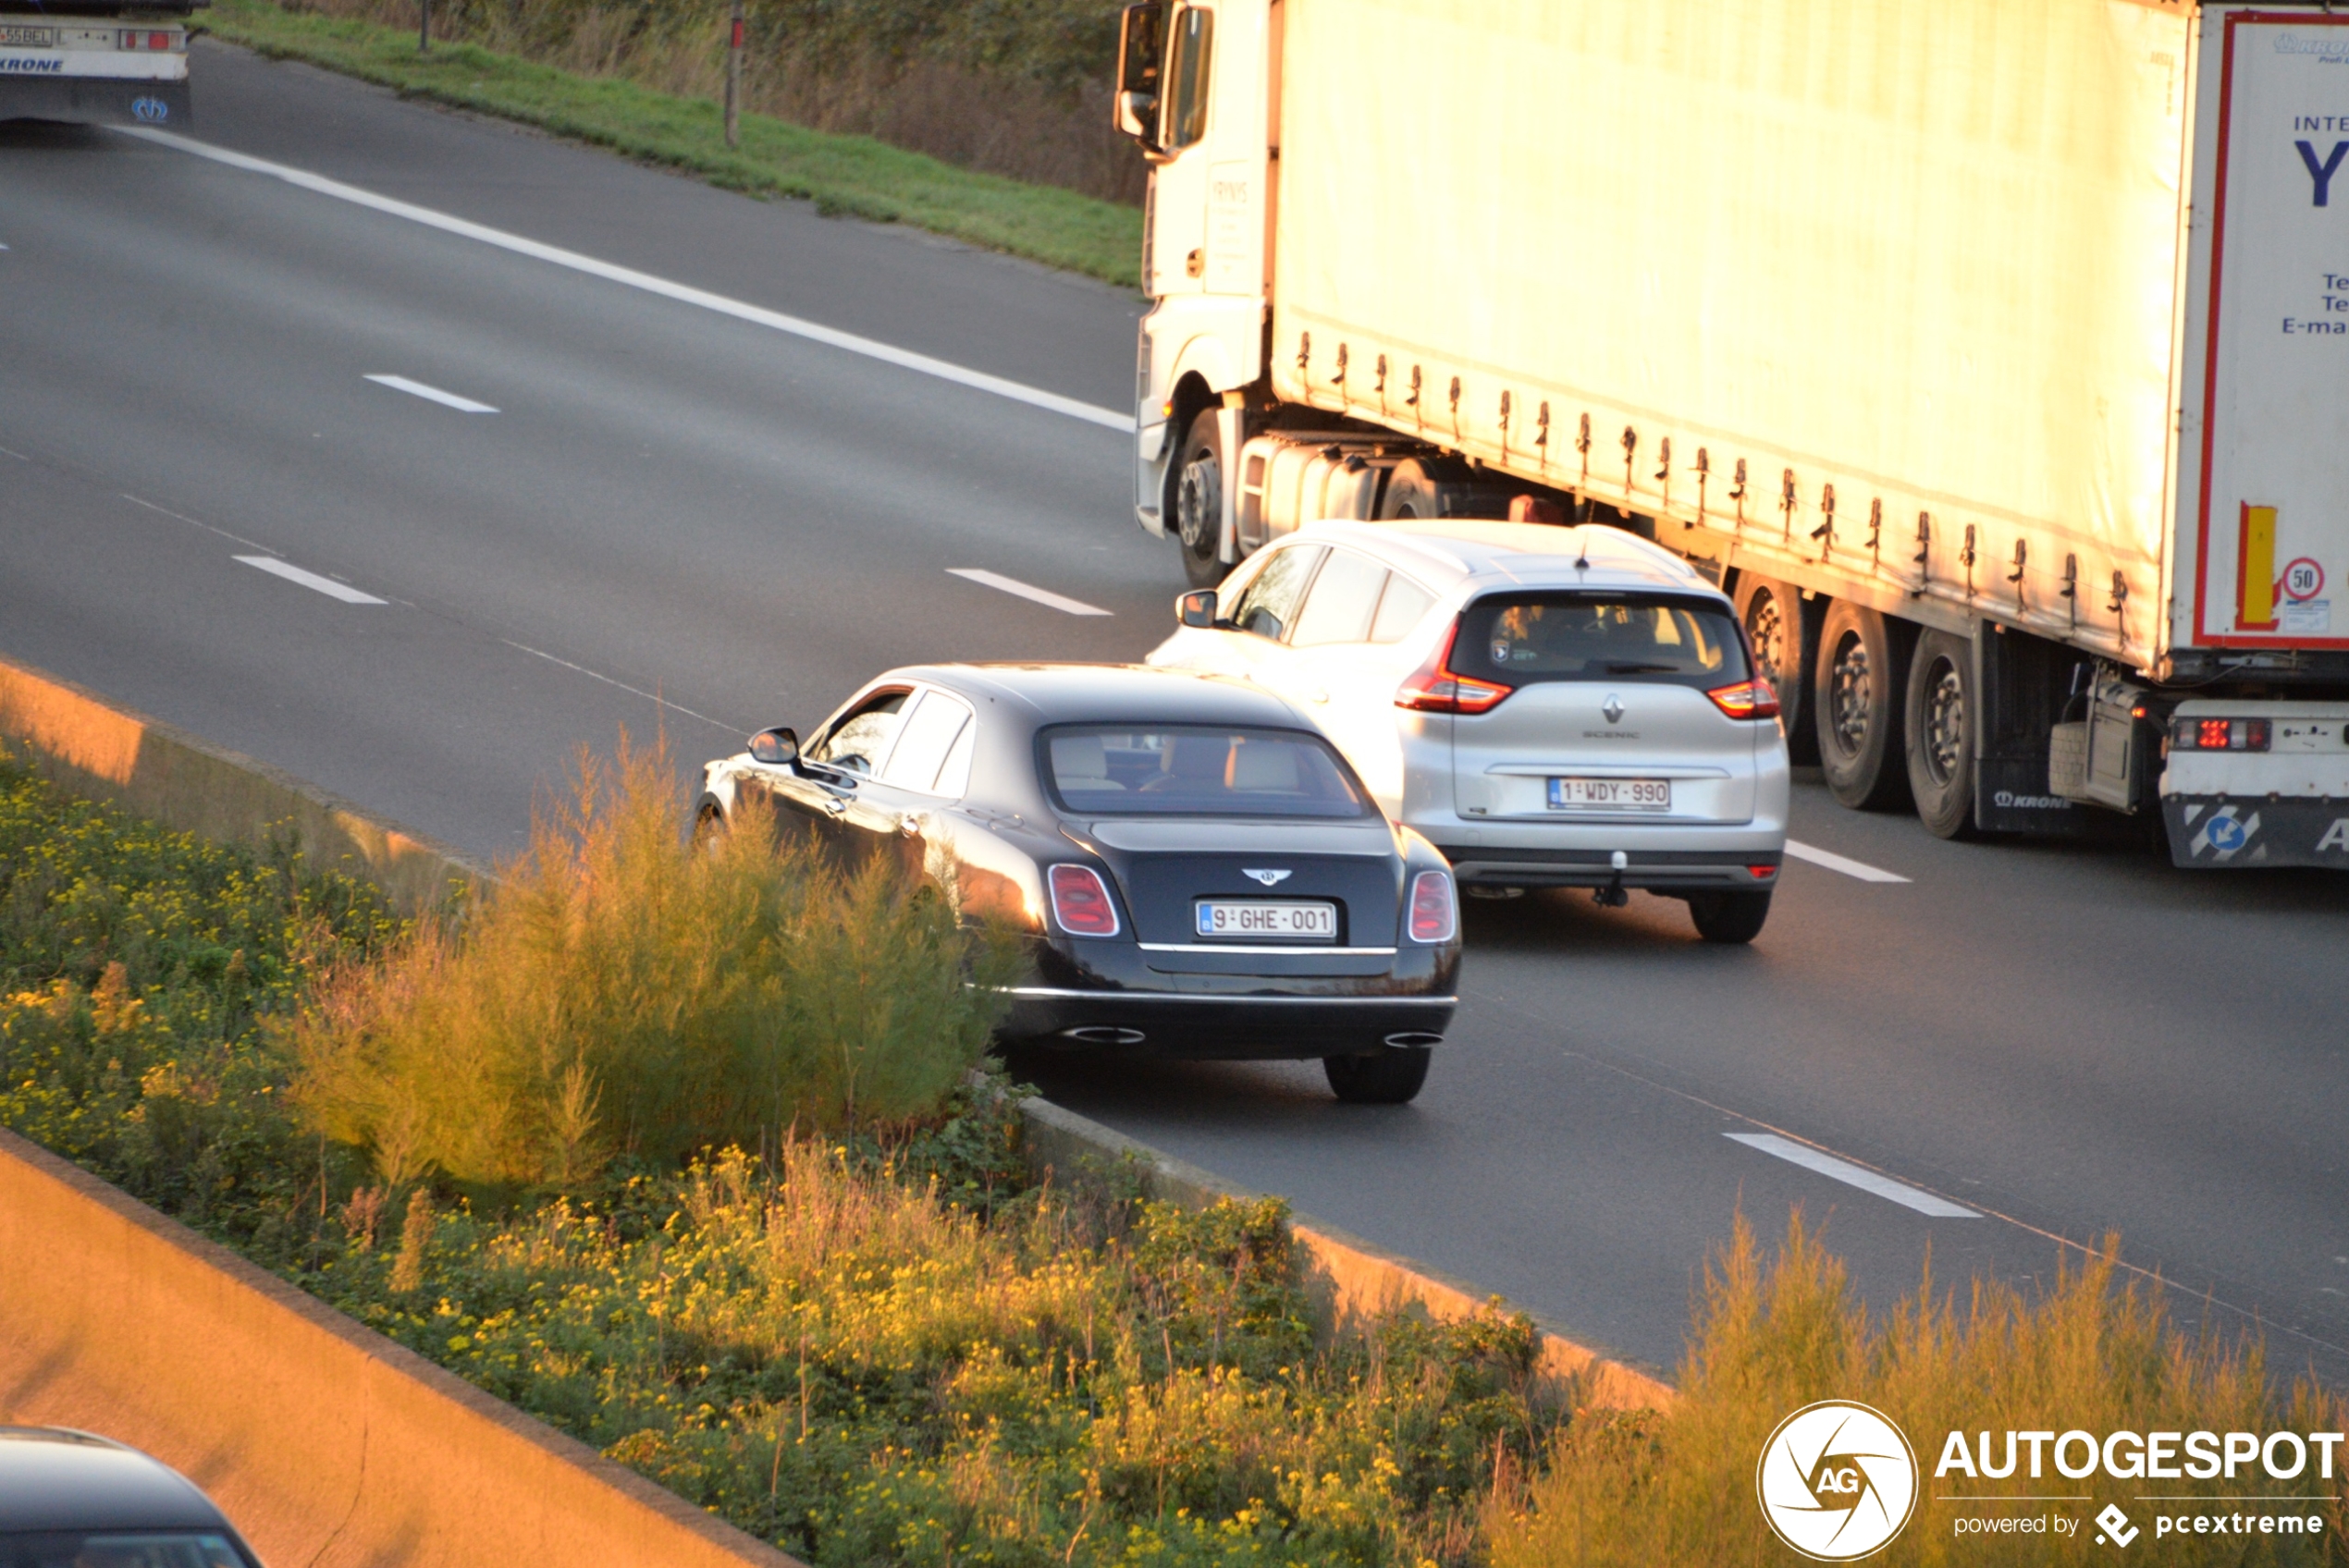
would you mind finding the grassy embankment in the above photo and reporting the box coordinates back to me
[198,0,1145,288]
[6,740,2343,1564]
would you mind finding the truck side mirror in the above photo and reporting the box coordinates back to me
[1179,589,1217,628]
[747,727,798,766]
[1115,4,1164,153]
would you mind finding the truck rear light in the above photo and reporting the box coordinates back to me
[1047,864,1121,937]
[1396,621,1513,714]
[1706,678,1781,720]
[119,29,177,48]
[2172,717,2270,752]
[1408,870,1457,943]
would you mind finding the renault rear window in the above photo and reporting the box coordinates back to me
[1452,594,1748,689]
[1040,725,1370,817]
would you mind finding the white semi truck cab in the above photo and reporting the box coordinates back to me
[2,5,195,129]
[1113,0,2349,871]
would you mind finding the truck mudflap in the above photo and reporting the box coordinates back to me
[0,76,186,127]
[2162,797,2349,869]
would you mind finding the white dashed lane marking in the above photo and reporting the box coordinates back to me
[1727,1133,1979,1218]
[365,374,498,413]
[948,569,1113,617]
[234,555,387,605]
[1784,839,1911,883]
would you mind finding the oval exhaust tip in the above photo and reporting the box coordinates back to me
[1062,1025,1147,1046]
[1383,1032,1445,1049]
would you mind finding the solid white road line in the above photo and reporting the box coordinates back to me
[1726,1133,1980,1218]
[234,555,387,605]
[365,374,498,413]
[948,568,1113,617]
[123,128,1136,434]
[1784,839,1912,883]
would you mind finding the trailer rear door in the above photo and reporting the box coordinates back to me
[2189,8,2349,650]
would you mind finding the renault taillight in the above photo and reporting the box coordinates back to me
[1396,622,1513,715]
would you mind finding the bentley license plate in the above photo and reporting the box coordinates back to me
[1195,900,1336,940]
[1548,777,1672,811]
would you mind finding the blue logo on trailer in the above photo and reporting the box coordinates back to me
[131,95,169,121]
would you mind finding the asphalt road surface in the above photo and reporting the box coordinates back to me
[6,43,2347,1386]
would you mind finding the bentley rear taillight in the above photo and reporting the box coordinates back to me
[1048,864,1122,937]
[1408,870,1457,943]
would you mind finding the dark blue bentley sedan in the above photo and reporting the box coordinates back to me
[698,664,1461,1103]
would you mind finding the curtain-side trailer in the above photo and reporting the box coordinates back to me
[1117,0,2349,868]
[1,0,196,128]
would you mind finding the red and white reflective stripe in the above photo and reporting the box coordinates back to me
[1047,864,1121,937]
[1408,869,1457,943]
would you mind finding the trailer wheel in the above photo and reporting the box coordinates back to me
[1813,601,1912,811]
[1173,410,1226,588]
[1904,630,1976,839]
[1733,576,1817,766]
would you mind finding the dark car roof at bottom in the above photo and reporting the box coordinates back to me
[904,664,1309,731]
[0,1428,230,1532]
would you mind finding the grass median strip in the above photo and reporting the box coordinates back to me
[196,0,1145,289]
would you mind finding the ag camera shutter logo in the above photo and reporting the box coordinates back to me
[1756,1401,1919,1560]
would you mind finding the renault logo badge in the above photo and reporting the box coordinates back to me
[1602,693,1625,724]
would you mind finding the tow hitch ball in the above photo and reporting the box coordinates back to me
[1593,850,1630,909]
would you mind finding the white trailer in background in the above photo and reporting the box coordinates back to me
[1,5,193,128]
[1114,0,2349,868]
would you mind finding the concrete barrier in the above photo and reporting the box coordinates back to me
[0,654,484,917]
[1017,1096,1675,1410]
[0,1127,807,1568]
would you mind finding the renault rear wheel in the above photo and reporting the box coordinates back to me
[1686,889,1772,944]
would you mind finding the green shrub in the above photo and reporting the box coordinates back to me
[291,736,1020,1194]
[1493,1214,2348,1567]
[0,746,400,1243]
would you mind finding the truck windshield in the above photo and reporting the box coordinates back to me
[1453,594,1748,690]
[1042,725,1369,817]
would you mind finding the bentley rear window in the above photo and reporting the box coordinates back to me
[1041,726,1369,817]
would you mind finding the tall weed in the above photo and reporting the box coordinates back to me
[1494,1214,2348,1566]
[291,737,1018,1193]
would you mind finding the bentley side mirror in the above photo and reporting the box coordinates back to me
[1178,589,1218,628]
[747,727,798,766]
[1114,4,1164,153]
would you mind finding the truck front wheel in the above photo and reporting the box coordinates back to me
[1814,601,1912,811]
[1904,630,1976,839]
[1173,410,1226,588]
